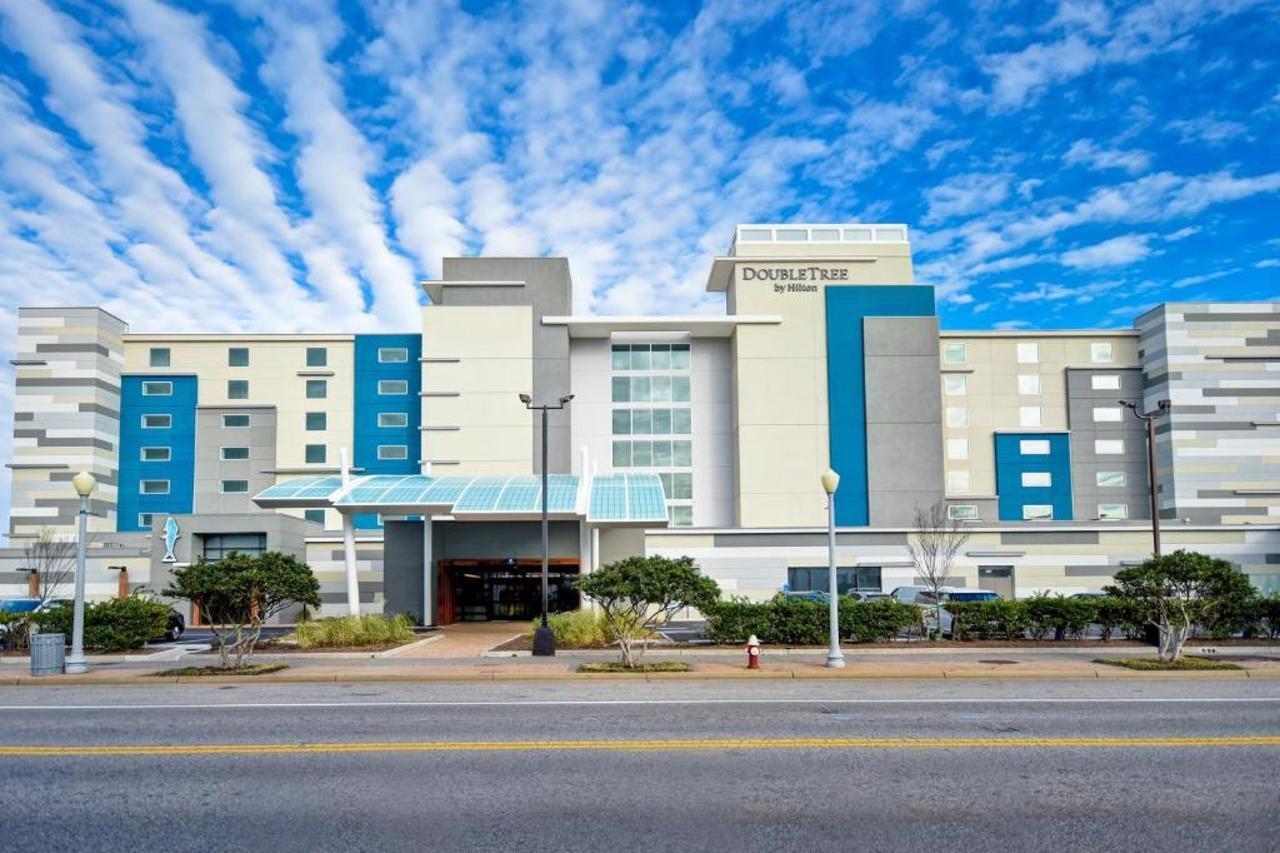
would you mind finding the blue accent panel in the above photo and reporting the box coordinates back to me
[994,432,1074,521]
[353,334,422,529]
[117,375,197,531]
[824,286,936,526]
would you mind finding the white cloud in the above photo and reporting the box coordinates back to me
[923,173,1011,224]
[1168,115,1249,145]
[1172,268,1238,288]
[983,35,1097,110]
[1063,139,1151,174]
[1060,233,1154,268]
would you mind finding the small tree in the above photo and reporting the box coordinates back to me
[905,500,970,639]
[24,528,76,601]
[578,556,720,668]
[165,551,320,669]
[1105,550,1255,662]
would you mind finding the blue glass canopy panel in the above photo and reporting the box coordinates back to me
[253,476,345,506]
[587,474,669,525]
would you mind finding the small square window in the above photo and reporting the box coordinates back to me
[306,412,327,431]
[138,513,155,529]
[377,445,408,460]
[1095,439,1124,455]
[948,505,979,521]
[943,342,967,364]
[228,347,249,367]
[141,446,170,462]
[1093,407,1123,422]
[1016,342,1039,364]
[220,479,249,494]
[221,446,249,461]
[140,479,170,495]
[1091,342,1114,363]
[1021,471,1052,488]
[1097,471,1126,488]
[946,407,968,428]
[947,438,969,460]
[306,347,327,367]
[227,380,249,400]
[1019,406,1042,427]
[378,347,409,363]
[377,412,407,428]
[304,509,326,525]
[142,414,172,429]
[944,375,967,396]
[947,470,971,492]
[1020,439,1051,455]
[669,506,693,526]
[306,380,327,399]
[1017,374,1041,395]
[222,414,250,428]
[1098,503,1128,520]
[378,379,408,395]
[142,381,172,396]
[1091,374,1121,391]
[305,444,327,464]
[149,348,170,368]
[1022,504,1054,520]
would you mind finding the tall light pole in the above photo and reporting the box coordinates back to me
[66,471,96,674]
[820,469,845,669]
[520,392,574,657]
[1119,398,1171,556]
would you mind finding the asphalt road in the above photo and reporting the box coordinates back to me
[2,679,1277,852]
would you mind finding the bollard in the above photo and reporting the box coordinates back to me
[746,634,761,669]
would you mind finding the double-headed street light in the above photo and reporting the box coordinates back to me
[820,469,845,669]
[520,392,574,657]
[1118,398,1171,556]
[65,471,96,674]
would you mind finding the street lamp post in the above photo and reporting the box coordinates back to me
[520,392,574,657]
[820,469,844,669]
[1119,399,1171,556]
[66,471,96,674]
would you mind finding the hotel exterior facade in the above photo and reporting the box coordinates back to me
[4,224,1278,623]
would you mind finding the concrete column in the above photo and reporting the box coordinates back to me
[339,449,359,617]
[421,516,434,626]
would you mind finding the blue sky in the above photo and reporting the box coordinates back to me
[0,0,1277,523]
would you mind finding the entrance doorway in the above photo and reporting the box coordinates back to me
[437,559,580,624]
[978,566,1015,599]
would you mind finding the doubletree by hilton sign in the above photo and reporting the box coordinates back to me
[739,264,850,293]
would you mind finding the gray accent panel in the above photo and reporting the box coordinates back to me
[383,521,425,622]
[192,407,278,515]
[1001,530,1100,545]
[713,532,910,547]
[1064,367,1150,521]
[36,342,111,356]
[15,377,119,392]
[1065,565,1123,577]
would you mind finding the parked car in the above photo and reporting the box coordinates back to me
[0,597,42,614]
[889,586,1001,635]
[781,590,866,603]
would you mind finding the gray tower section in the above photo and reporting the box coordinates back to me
[193,406,278,515]
[1065,368,1150,520]
[438,258,573,473]
[863,316,945,524]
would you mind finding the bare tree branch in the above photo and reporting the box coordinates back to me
[23,528,77,601]
[905,501,971,639]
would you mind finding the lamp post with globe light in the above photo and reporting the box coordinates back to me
[820,469,845,669]
[65,471,96,674]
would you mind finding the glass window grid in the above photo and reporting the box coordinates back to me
[1098,503,1128,519]
[611,406,692,436]
[948,505,979,520]
[202,533,266,561]
[611,343,694,524]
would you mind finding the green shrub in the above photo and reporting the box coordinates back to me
[32,595,171,652]
[1259,594,1280,640]
[841,598,920,642]
[705,596,918,645]
[1094,596,1129,642]
[764,594,830,645]
[946,599,1028,641]
[0,611,34,650]
[1024,595,1098,640]
[292,613,414,649]
[702,598,772,644]
[527,609,614,648]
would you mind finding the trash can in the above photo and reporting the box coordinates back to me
[30,632,66,676]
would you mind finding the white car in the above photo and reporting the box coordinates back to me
[889,586,1001,635]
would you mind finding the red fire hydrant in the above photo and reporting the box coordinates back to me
[746,634,761,669]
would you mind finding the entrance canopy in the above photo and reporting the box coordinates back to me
[253,472,669,527]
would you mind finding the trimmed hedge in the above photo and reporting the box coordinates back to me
[33,595,171,652]
[704,595,919,645]
[946,599,1028,641]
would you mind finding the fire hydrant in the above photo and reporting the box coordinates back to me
[746,634,761,669]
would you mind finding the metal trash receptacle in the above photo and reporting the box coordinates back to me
[30,632,66,676]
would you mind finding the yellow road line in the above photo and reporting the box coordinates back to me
[2,736,1279,757]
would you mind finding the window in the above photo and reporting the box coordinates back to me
[378,412,407,428]
[378,347,409,363]
[306,412,327,431]
[652,409,672,434]
[651,344,671,370]
[140,480,170,495]
[222,413,249,428]
[137,513,155,529]
[632,410,652,434]
[228,347,249,367]
[1017,374,1041,395]
[671,344,690,370]
[305,444,327,464]
[669,472,693,500]
[1019,406,1042,427]
[306,380,327,399]
[149,347,170,368]
[673,409,692,434]
[377,445,408,460]
[202,533,266,561]
[304,509,326,525]
[612,410,630,435]
[1091,342,1114,363]
[227,380,249,400]
[943,342,967,364]
[378,379,408,395]
[220,479,249,494]
[945,407,968,428]
[611,345,630,370]
[142,381,172,396]
[947,470,971,492]
[1098,503,1128,520]
[611,377,630,402]
[221,446,250,461]
[672,376,691,402]
[944,375,967,396]
[612,440,631,467]
[1096,471,1127,488]
[652,375,672,402]
[1093,406,1122,423]
[630,345,652,370]
[306,347,327,367]
[1020,439,1051,455]
[947,438,969,460]
[669,506,693,527]
[948,505,979,521]
[142,413,172,429]
[1016,342,1039,364]
[788,566,883,595]
[1091,374,1121,391]
[140,446,170,462]
[1022,504,1053,520]
[1095,439,1124,455]
[673,441,692,467]
[1021,471,1052,488]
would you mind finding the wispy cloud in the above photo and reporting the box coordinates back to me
[1060,234,1155,269]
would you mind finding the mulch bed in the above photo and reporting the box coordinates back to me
[192,639,417,655]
